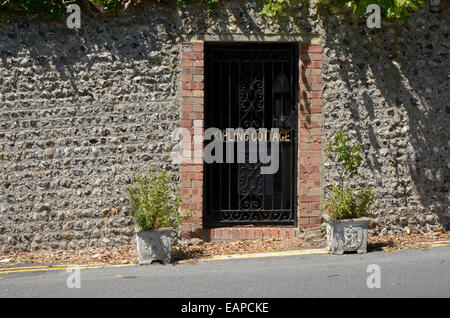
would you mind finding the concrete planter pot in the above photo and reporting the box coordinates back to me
[136,227,172,264]
[323,214,370,255]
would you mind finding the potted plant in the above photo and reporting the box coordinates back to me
[322,130,376,255]
[126,168,182,264]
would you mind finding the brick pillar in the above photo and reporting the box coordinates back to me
[297,44,323,229]
[180,41,204,239]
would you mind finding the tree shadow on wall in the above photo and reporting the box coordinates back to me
[0,2,185,219]
[320,5,449,231]
[0,2,181,103]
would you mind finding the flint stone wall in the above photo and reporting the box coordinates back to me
[0,1,448,252]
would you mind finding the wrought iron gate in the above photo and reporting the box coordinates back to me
[204,43,298,227]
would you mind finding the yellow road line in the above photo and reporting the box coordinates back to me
[0,267,76,274]
[0,264,70,271]
[429,242,450,247]
[429,240,450,244]
[211,248,329,259]
[0,263,131,272]
[0,263,135,274]
[0,264,85,273]
[178,248,329,264]
[0,266,101,274]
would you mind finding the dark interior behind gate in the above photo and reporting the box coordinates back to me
[204,43,298,227]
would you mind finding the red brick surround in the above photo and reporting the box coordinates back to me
[180,41,205,239]
[208,227,298,240]
[298,44,323,229]
[180,42,323,240]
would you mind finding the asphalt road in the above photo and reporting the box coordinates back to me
[0,246,449,298]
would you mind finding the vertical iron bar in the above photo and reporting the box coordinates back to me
[293,45,298,222]
[281,61,284,210]
[238,58,241,212]
[290,50,293,218]
[210,54,213,224]
[204,48,208,226]
[262,60,265,212]
[227,60,231,212]
[271,59,275,212]
[219,61,222,214]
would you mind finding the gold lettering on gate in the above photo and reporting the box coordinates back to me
[220,130,291,142]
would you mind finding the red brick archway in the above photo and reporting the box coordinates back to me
[180,41,322,240]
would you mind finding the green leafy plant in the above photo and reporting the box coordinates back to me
[325,129,363,190]
[89,0,144,12]
[322,186,376,219]
[0,0,141,18]
[126,168,184,231]
[89,0,124,12]
[259,0,424,20]
[322,130,376,219]
[0,0,425,21]
[3,0,68,19]
[341,0,424,21]
[258,0,286,16]
[206,0,219,11]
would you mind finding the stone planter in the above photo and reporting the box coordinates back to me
[136,227,172,264]
[323,214,370,255]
